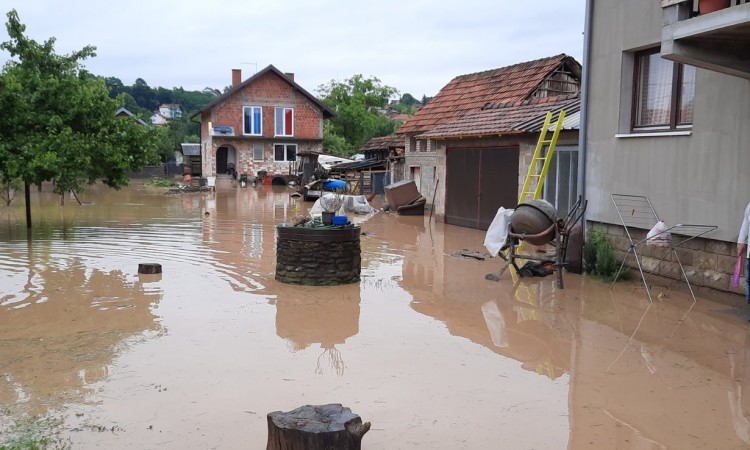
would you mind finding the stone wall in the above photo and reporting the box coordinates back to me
[588,221,744,300]
[276,228,361,286]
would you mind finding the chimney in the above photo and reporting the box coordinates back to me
[232,69,242,87]
[285,72,295,82]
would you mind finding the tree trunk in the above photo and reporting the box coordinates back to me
[266,404,370,450]
[24,182,31,229]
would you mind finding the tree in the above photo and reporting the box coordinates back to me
[0,9,164,227]
[400,93,417,106]
[130,77,158,112]
[316,75,399,156]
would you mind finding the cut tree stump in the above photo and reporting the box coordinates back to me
[138,263,162,274]
[266,404,371,450]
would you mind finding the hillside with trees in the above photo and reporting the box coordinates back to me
[102,77,216,162]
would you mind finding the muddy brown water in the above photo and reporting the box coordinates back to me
[2,180,750,449]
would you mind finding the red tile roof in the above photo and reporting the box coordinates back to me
[418,94,579,139]
[398,54,579,135]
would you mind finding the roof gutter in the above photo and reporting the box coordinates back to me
[578,0,593,215]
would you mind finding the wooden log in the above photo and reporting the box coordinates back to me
[266,404,370,450]
[138,263,162,274]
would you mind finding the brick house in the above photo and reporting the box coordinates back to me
[397,54,582,229]
[192,65,334,181]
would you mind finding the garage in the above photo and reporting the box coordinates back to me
[445,146,519,230]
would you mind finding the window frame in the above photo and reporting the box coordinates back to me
[273,143,297,162]
[243,106,263,136]
[274,107,294,137]
[631,48,695,133]
[252,143,264,162]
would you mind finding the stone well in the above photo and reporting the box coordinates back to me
[275,225,361,286]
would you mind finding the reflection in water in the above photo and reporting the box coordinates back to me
[3,181,750,448]
[274,283,361,377]
[0,255,162,416]
[399,218,572,380]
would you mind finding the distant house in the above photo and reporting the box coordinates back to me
[397,54,582,229]
[115,107,149,126]
[191,65,335,182]
[150,112,168,126]
[159,103,182,119]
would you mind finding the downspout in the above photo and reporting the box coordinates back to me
[578,0,594,220]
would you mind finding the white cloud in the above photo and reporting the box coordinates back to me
[0,0,584,98]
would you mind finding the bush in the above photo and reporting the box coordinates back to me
[145,178,178,188]
[584,229,629,282]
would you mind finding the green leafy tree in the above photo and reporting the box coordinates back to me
[321,123,350,158]
[130,77,158,112]
[400,93,417,106]
[391,103,416,115]
[317,75,399,156]
[0,9,164,226]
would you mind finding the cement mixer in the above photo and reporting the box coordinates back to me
[509,200,558,245]
[486,197,586,289]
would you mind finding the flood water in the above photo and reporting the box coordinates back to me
[2,179,750,449]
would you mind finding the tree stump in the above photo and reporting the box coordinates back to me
[266,404,371,450]
[138,263,162,274]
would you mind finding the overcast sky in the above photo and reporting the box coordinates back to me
[1,1,585,99]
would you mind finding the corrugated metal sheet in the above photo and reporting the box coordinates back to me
[181,143,201,156]
[515,99,581,132]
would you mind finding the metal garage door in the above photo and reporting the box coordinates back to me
[446,146,519,230]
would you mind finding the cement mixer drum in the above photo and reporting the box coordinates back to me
[510,200,558,245]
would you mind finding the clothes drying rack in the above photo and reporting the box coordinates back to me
[610,194,717,303]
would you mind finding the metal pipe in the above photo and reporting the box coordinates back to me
[578,0,594,224]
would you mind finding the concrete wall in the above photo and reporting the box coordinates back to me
[586,0,750,243]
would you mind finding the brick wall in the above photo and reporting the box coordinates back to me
[210,139,322,177]
[209,72,322,140]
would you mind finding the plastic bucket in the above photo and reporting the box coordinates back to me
[207,176,216,187]
[332,216,348,226]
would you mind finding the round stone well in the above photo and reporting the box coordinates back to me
[275,225,361,286]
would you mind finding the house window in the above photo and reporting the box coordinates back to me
[543,146,578,218]
[275,107,294,136]
[253,143,264,161]
[243,106,262,136]
[274,144,296,162]
[633,49,695,131]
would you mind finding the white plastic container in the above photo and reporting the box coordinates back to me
[207,176,217,188]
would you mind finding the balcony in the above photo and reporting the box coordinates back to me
[661,0,750,79]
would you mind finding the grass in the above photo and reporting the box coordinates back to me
[0,411,70,450]
[145,177,178,188]
[583,229,630,282]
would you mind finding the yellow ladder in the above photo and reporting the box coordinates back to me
[518,110,566,204]
[502,110,566,307]
[511,109,566,257]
